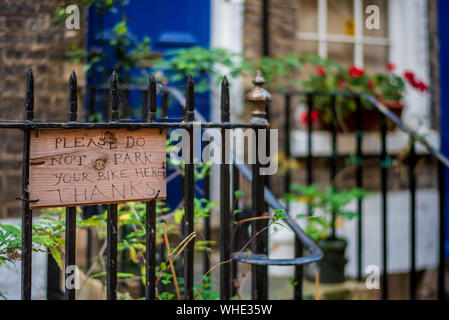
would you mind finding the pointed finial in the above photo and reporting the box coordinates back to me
[109,71,119,121]
[148,73,157,122]
[221,76,230,122]
[246,71,271,124]
[185,75,195,121]
[68,71,77,122]
[25,69,34,121]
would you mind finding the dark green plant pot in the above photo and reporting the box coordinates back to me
[306,238,348,284]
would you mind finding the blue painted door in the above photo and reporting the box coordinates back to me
[438,0,449,260]
[86,0,211,212]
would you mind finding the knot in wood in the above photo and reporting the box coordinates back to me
[93,158,107,171]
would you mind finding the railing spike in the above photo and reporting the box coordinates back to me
[148,73,157,122]
[68,71,77,122]
[109,71,119,121]
[185,75,194,121]
[221,76,230,122]
[25,69,34,121]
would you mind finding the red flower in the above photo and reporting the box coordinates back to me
[299,110,320,126]
[349,66,364,78]
[404,71,416,83]
[387,62,396,72]
[404,71,429,92]
[415,80,429,92]
[316,66,326,76]
[367,79,375,89]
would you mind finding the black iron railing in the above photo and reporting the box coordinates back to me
[278,90,447,300]
[1,70,324,300]
[4,69,446,300]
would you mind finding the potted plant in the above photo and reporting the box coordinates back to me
[299,58,429,132]
[286,183,367,283]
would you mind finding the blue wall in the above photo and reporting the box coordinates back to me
[438,0,449,259]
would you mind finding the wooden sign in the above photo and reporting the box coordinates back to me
[29,128,166,209]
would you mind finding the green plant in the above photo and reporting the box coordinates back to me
[55,1,156,84]
[300,58,428,124]
[286,183,367,241]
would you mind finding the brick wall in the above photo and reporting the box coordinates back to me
[0,0,85,218]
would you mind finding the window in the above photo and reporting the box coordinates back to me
[298,0,389,73]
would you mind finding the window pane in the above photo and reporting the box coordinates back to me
[328,0,354,36]
[364,44,389,73]
[328,43,354,68]
[299,0,318,33]
[363,0,388,37]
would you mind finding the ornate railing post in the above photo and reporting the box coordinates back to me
[247,71,271,300]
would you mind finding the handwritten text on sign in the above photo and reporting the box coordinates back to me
[29,128,166,209]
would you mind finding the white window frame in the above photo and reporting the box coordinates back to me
[292,0,437,157]
[297,0,390,67]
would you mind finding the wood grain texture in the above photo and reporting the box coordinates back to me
[29,128,166,209]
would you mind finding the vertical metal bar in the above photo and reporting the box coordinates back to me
[203,171,211,274]
[65,71,78,300]
[409,137,417,300]
[183,75,195,300]
[284,94,291,206]
[307,93,314,204]
[330,95,338,238]
[220,77,231,299]
[251,134,268,300]
[107,71,119,300]
[438,160,446,300]
[247,71,270,300]
[231,164,239,297]
[355,96,364,281]
[145,74,157,300]
[86,228,92,269]
[21,69,33,300]
[158,220,166,295]
[380,113,388,300]
[262,0,270,56]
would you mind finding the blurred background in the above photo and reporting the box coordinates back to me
[0,0,448,300]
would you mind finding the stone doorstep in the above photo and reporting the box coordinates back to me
[302,279,380,300]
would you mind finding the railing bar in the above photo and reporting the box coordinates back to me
[64,71,78,300]
[438,161,446,300]
[145,74,157,300]
[106,71,119,300]
[330,95,338,238]
[183,75,195,300]
[203,172,211,275]
[220,77,231,299]
[355,96,364,282]
[292,93,303,300]
[306,94,313,189]
[248,72,269,300]
[231,164,239,297]
[380,113,388,300]
[65,207,76,300]
[21,69,33,300]
[409,137,417,300]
